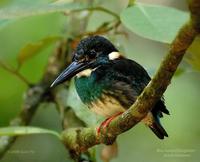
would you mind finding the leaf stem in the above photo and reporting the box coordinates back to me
[87,6,120,20]
[65,6,120,21]
[78,20,121,38]
[0,60,31,86]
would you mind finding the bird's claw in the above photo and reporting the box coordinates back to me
[96,112,123,137]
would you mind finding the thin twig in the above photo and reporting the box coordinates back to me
[64,6,120,21]
[86,6,120,20]
[0,60,31,86]
[78,20,121,38]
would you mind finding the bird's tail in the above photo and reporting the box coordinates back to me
[143,100,169,139]
[143,112,168,139]
[148,115,168,139]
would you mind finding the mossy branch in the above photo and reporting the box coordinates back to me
[60,0,200,154]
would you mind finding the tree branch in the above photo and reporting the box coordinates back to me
[61,0,200,154]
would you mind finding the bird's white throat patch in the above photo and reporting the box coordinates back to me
[108,52,121,60]
[76,68,98,77]
[76,69,92,77]
[76,52,121,77]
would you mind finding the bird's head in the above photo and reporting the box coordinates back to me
[51,35,122,87]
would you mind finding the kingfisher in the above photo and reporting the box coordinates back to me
[51,35,169,139]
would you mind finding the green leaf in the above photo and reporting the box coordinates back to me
[17,36,62,66]
[128,0,135,7]
[186,37,200,71]
[0,19,13,29]
[0,1,86,30]
[120,3,189,43]
[0,2,85,19]
[0,126,61,139]
[174,68,185,77]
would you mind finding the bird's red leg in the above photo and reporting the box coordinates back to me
[97,112,123,136]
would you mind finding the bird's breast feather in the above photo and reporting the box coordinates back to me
[88,93,126,117]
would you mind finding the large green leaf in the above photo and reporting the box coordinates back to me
[0,2,85,19]
[17,36,62,66]
[0,126,61,139]
[0,1,86,30]
[120,3,189,43]
[0,19,13,29]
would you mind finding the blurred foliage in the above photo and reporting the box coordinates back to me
[0,19,13,30]
[120,2,200,71]
[120,3,189,43]
[17,36,62,67]
[187,37,200,71]
[0,0,85,20]
[0,0,200,162]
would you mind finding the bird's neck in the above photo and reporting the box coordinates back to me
[74,68,110,104]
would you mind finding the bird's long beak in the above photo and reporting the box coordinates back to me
[50,61,89,87]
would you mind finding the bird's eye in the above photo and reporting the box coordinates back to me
[73,53,84,62]
[88,49,96,59]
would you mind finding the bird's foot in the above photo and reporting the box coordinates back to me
[96,112,123,136]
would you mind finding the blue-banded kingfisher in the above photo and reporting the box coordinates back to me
[51,35,169,139]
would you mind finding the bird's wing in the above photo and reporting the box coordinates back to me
[95,58,151,108]
[110,58,168,112]
[111,58,169,139]
[110,58,151,93]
